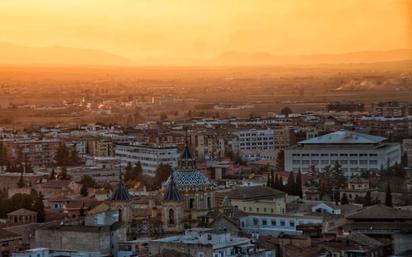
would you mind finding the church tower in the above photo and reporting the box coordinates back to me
[161,172,184,233]
[110,165,132,223]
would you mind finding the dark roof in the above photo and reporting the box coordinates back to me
[0,229,21,240]
[227,186,285,200]
[181,145,192,159]
[111,181,130,201]
[348,232,383,248]
[347,205,412,220]
[163,173,183,202]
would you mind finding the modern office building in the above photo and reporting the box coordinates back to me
[285,130,401,177]
[233,129,275,160]
[115,143,179,175]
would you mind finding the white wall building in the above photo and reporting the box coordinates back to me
[115,143,179,175]
[239,213,323,237]
[285,130,401,178]
[233,129,275,161]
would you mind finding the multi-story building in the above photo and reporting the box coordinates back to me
[1,138,60,167]
[0,229,23,257]
[273,126,293,151]
[191,131,225,161]
[227,186,286,216]
[402,139,412,167]
[115,143,179,175]
[87,139,114,157]
[327,102,365,113]
[149,228,273,257]
[372,101,412,117]
[239,212,323,237]
[233,129,275,160]
[285,130,401,177]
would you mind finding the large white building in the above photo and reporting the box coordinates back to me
[233,129,275,161]
[285,130,401,177]
[115,143,179,175]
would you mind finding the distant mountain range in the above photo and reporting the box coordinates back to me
[0,42,131,66]
[0,42,411,66]
[207,49,412,66]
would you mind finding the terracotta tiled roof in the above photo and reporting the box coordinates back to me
[7,208,37,216]
[347,205,412,220]
[0,229,21,240]
[227,186,285,200]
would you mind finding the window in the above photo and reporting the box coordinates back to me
[168,209,175,225]
[262,219,267,225]
[289,221,295,227]
[253,218,259,225]
[271,219,276,226]
[280,220,285,226]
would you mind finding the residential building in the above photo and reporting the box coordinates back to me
[285,130,401,177]
[0,229,23,257]
[239,212,323,237]
[115,143,179,175]
[233,129,275,161]
[1,138,60,167]
[7,209,37,226]
[227,186,286,215]
[149,228,273,257]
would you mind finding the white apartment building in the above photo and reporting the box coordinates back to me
[115,143,179,175]
[233,129,275,161]
[285,130,401,178]
[239,213,323,237]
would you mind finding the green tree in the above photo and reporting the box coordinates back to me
[17,172,25,188]
[59,167,70,180]
[266,172,271,187]
[295,170,303,198]
[32,192,45,222]
[385,183,393,207]
[80,184,88,197]
[80,175,96,188]
[70,149,81,165]
[50,168,56,180]
[363,191,372,207]
[341,193,349,205]
[154,164,173,187]
[275,150,285,171]
[55,142,70,166]
[280,106,293,117]
[286,172,296,195]
[401,152,408,168]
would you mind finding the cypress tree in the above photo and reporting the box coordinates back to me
[385,183,393,207]
[270,170,275,189]
[296,170,303,198]
[33,192,45,222]
[266,172,271,187]
[341,193,349,205]
[364,191,372,207]
[287,172,295,195]
[274,173,280,190]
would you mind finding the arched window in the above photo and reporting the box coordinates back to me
[168,209,175,225]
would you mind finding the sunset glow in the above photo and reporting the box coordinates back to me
[0,0,411,65]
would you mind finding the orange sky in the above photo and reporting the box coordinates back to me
[0,0,411,64]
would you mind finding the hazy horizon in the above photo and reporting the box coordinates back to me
[1,0,411,66]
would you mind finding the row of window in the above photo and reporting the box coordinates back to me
[292,153,378,157]
[292,160,378,165]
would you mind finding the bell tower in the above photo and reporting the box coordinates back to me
[161,172,184,233]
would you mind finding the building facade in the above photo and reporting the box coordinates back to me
[115,143,179,175]
[233,129,275,161]
[285,130,401,177]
